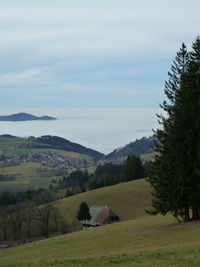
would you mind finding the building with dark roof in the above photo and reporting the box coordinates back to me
[82,205,120,228]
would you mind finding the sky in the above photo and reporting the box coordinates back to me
[0,0,200,108]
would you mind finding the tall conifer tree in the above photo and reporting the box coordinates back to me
[148,38,200,222]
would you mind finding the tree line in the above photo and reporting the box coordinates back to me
[59,155,150,196]
[0,189,69,242]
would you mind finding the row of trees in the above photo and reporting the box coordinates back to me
[59,155,148,195]
[148,37,200,222]
[0,188,58,207]
[0,202,69,241]
[0,188,70,242]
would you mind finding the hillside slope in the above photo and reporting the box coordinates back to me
[36,135,104,160]
[1,179,200,267]
[0,135,104,160]
[0,135,101,191]
[105,135,155,162]
[2,214,200,267]
[56,179,152,229]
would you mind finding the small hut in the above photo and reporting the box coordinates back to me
[82,205,120,228]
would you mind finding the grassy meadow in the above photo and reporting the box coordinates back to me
[0,179,200,266]
[0,162,56,192]
[1,214,200,266]
[56,179,152,230]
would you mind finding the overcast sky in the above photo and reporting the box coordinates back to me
[0,0,199,108]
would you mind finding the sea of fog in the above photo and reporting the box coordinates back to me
[0,108,161,154]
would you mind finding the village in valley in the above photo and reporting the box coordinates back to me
[7,151,92,170]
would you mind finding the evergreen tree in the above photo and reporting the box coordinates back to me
[123,155,145,181]
[186,37,200,219]
[147,38,200,222]
[77,202,91,222]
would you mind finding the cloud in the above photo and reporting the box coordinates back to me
[0,68,44,85]
[0,0,199,108]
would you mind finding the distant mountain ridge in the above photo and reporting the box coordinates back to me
[0,134,155,161]
[0,113,56,121]
[105,135,156,161]
[37,135,104,160]
[21,135,104,161]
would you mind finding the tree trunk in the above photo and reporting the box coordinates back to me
[184,207,190,222]
[192,207,199,220]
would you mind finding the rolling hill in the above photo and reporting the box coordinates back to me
[36,135,104,160]
[105,135,156,162]
[0,135,103,192]
[0,134,155,192]
[1,176,200,266]
[55,179,152,230]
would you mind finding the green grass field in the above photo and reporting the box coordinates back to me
[0,137,39,157]
[0,162,57,192]
[56,179,152,230]
[1,214,200,267]
[1,179,200,266]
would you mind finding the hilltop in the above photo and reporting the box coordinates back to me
[103,135,156,163]
[0,112,56,121]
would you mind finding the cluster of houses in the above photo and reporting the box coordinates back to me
[7,151,93,170]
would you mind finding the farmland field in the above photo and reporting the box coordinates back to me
[0,162,59,192]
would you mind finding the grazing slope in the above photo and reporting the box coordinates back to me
[1,179,200,267]
[56,179,152,229]
[0,112,56,121]
[2,214,200,266]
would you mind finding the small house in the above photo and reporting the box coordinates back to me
[83,205,120,228]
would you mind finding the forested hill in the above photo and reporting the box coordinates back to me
[105,135,155,161]
[0,134,155,161]
[36,135,104,160]
[0,112,56,121]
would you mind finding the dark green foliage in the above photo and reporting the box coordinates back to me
[60,170,90,194]
[89,163,123,189]
[0,191,16,206]
[61,159,147,193]
[95,163,123,179]
[123,155,145,181]
[106,135,155,160]
[148,37,200,222]
[65,189,74,198]
[33,191,56,205]
[0,174,16,181]
[77,202,91,221]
